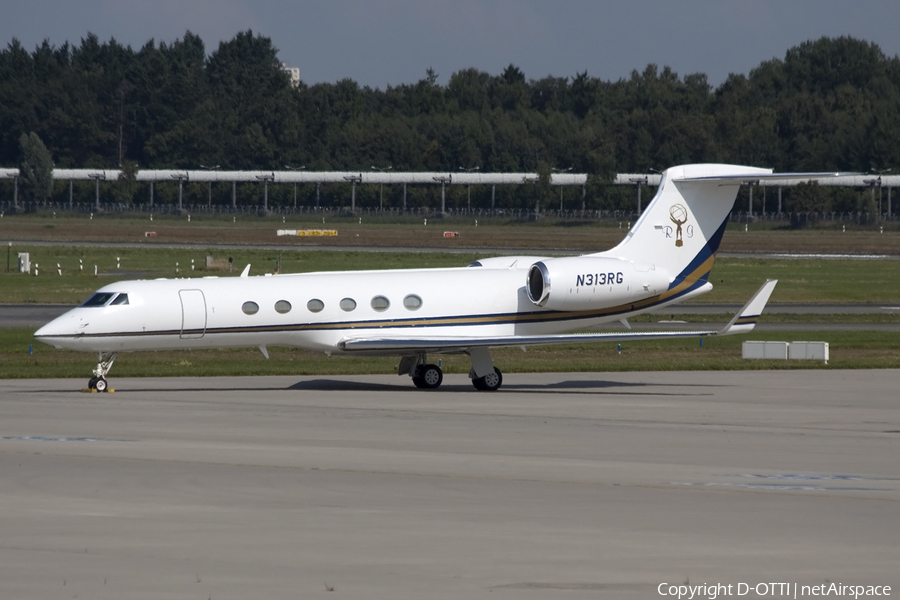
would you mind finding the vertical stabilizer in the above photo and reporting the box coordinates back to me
[596,164,771,300]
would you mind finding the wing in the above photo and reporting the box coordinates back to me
[337,280,778,354]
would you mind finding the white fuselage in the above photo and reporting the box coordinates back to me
[34,257,694,356]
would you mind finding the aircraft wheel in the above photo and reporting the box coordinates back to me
[415,364,443,389]
[94,377,108,393]
[88,376,98,390]
[472,367,502,391]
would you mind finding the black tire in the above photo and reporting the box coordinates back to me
[88,376,98,390]
[417,364,443,389]
[473,367,502,391]
[412,374,427,388]
[94,377,108,392]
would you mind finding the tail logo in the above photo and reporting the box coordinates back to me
[669,204,689,247]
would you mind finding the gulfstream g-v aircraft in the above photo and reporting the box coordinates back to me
[35,163,833,392]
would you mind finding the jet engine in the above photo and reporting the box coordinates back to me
[525,257,670,311]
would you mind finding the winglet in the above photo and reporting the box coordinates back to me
[240,264,251,278]
[718,279,778,336]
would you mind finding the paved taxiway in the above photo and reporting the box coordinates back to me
[1,371,897,599]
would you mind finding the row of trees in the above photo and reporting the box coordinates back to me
[1,32,899,215]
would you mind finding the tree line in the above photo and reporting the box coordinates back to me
[1,31,899,214]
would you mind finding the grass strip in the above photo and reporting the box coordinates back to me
[3,245,900,305]
[4,328,899,380]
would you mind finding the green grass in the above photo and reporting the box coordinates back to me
[0,246,486,304]
[704,258,900,304]
[629,312,900,324]
[4,328,900,380]
[3,245,900,304]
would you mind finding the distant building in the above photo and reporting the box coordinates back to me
[281,63,300,88]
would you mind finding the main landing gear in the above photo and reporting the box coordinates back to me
[471,367,503,391]
[411,363,443,389]
[399,348,503,391]
[87,352,117,392]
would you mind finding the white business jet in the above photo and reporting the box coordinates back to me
[35,163,832,392]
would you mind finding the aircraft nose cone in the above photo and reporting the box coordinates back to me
[35,321,60,334]
[34,317,67,339]
[34,311,84,348]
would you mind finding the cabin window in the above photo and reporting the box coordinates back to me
[370,296,390,312]
[339,298,357,312]
[110,293,129,306]
[274,300,292,314]
[403,294,423,310]
[307,299,325,313]
[81,292,115,307]
[241,301,259,315]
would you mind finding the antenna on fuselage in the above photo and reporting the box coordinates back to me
[240,264,251,278]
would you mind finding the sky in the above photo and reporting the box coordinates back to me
[4,0,900,89]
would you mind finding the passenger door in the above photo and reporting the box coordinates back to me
[179,289,207,339]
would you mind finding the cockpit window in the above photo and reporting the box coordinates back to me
[110,293,129,305]
[81,292,116,307]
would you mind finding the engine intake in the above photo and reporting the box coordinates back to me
[526,262,551,306]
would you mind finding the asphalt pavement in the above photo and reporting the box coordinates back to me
[1,371,897,599]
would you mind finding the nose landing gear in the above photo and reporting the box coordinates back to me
[86,353,117,392]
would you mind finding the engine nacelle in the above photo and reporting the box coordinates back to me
[526,257,670,311]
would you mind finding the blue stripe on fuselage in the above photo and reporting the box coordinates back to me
[667,216,729,293]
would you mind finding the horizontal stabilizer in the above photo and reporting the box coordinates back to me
[676,172,855,184]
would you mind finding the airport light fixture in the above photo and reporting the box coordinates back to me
[256,173,275,212]
[285,165,306,208]
[628,176,648,214]
[199,164,220,207]
[553,167,572,211]
[746,180,760,218]
[371,165,392,213]
[169,172,188,211]
[87,172,106,211]
[868,168,892,217]
[460,166,479,212]
[344,174,363,212]
[2,171,19,209]
[433,175,451,214]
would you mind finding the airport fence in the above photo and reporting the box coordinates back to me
[1,200,898,227]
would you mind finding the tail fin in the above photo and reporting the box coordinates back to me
[596,164,772,299]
